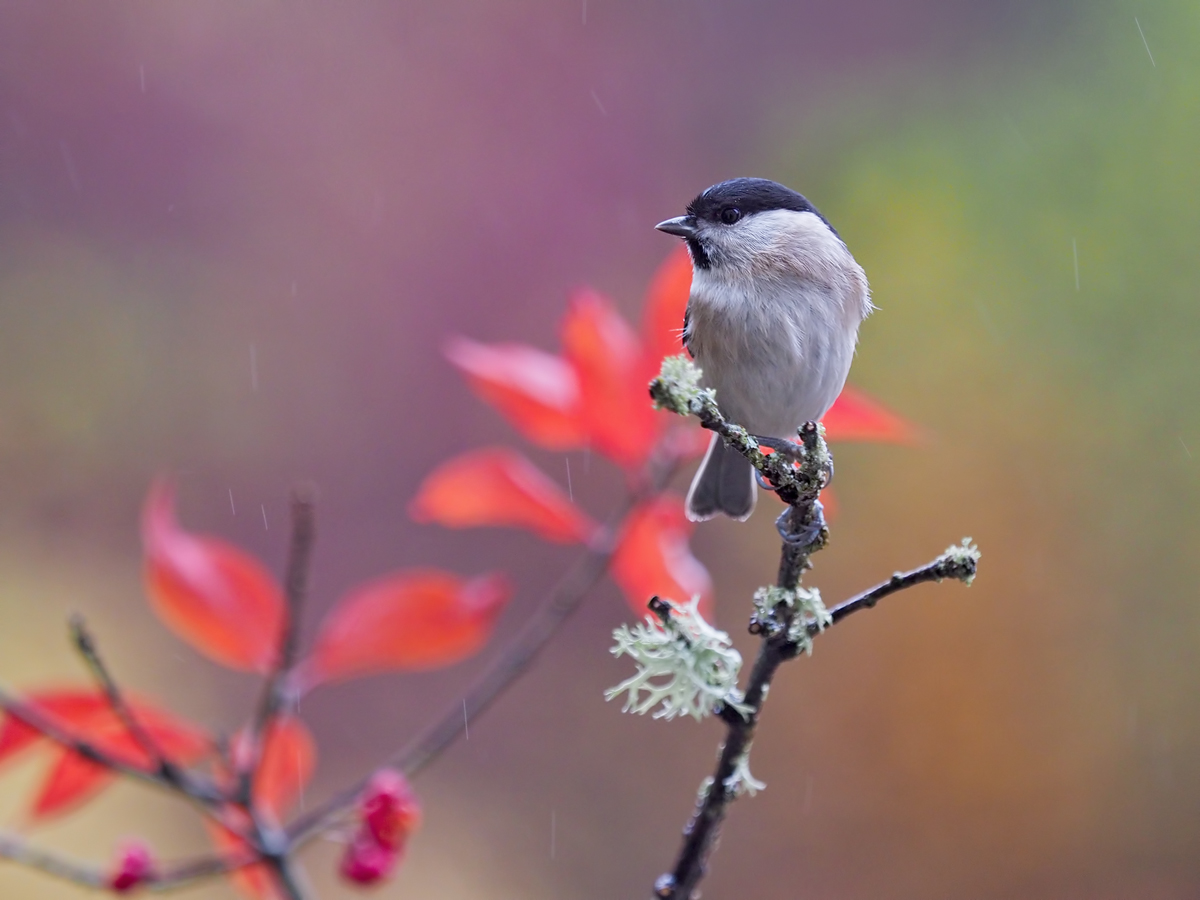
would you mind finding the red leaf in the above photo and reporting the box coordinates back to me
[32,748,113,819]
[0,690,109,766]
[27,698,209,820]
[640,246,693,368]
[410,447,598,544]
[668,424,713,460]
[142,480,286,672]
[611,495,714,620]
[250,716,316,822]
[102,705,210,768]
[303,571,512,686]
[444,337,586,449]
[561,290,661,467]
[822,386,920,444]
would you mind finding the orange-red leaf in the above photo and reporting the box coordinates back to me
[251,717,316,822]
[668,424,713,460]
[33,748,113,819]
[822,386,920,444]
[0,690,109,766]
[27,698,209,820]
[142,480,286,672]
[303,570,513,686]
[562,289,661,467]
[410,447,598,544]
[640,246,693,367]
[611,495,713,620]
[444,337,586,449]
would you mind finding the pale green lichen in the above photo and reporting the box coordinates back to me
[605,596,744,721]
[752,584,830,654]
[939,537,980,586]
[650,355,713,416]
[807,423,832,476]
[723,745,767,797]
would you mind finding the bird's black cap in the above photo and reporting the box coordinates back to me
[686,177,838,238]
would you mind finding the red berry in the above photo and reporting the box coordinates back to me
[108,841,156,893]
[361,769,421,850]
[339,831,400,885]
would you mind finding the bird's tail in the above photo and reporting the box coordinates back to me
[685,435,756,522]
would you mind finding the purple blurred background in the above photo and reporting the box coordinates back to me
[6,2,1200,899]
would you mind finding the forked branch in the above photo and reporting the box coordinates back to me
[647,357,979,900]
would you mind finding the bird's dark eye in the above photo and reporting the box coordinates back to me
[719,207,742,225]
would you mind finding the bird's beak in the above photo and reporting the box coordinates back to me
[655,215,699,239]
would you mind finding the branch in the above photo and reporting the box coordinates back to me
[655,530,822,899]
[240,487,317,803]
[148,853,253,893]
[655,542,979,900]
[265,855,311,900]
[813,540,980,637]
[0,685,174,793]
[0,833,248,894]
[650,357,828,508]
[286,442,684,846]
[69,615,175,781]
[648,355,981,900]
[0,833,103,889]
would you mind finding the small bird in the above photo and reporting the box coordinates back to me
[655,178,873,523]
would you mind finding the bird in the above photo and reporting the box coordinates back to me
[655,177,873,524]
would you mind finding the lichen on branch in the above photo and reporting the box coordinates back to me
[605,596,747,722]
[650,355,833,527]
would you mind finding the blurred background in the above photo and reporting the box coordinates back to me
[1,0,1198,897]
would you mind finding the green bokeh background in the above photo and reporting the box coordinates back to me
[1,1,1197,898]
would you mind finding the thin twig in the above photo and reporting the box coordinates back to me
[814,548,979,637]
[656,632,792,900]
[0,682,247,843]
[0,832,255,894]
[266,854,311,900]
[656,542,978,899]
[148,852,254,893]
[69,614,174,779]
[0,833,104,888]
[0,685,174,792]
[649,361,828,508]
[649,357,979,900]
[69,614,233,817]
[656,493,824,900]
[287,444,684,846]
[240,487,317,803]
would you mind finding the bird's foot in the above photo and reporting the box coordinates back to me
[753,434,834,488]
[754,435,805,461]
[775,500,826,545]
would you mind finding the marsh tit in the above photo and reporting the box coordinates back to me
[655,178,873,523]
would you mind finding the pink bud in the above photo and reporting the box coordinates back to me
[339,831,400,886]
[108,841,156,893]
[361,769,421,850]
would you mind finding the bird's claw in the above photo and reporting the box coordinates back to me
[752,434,834,488]
[775,500,826,545]
[753,435,805,461]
